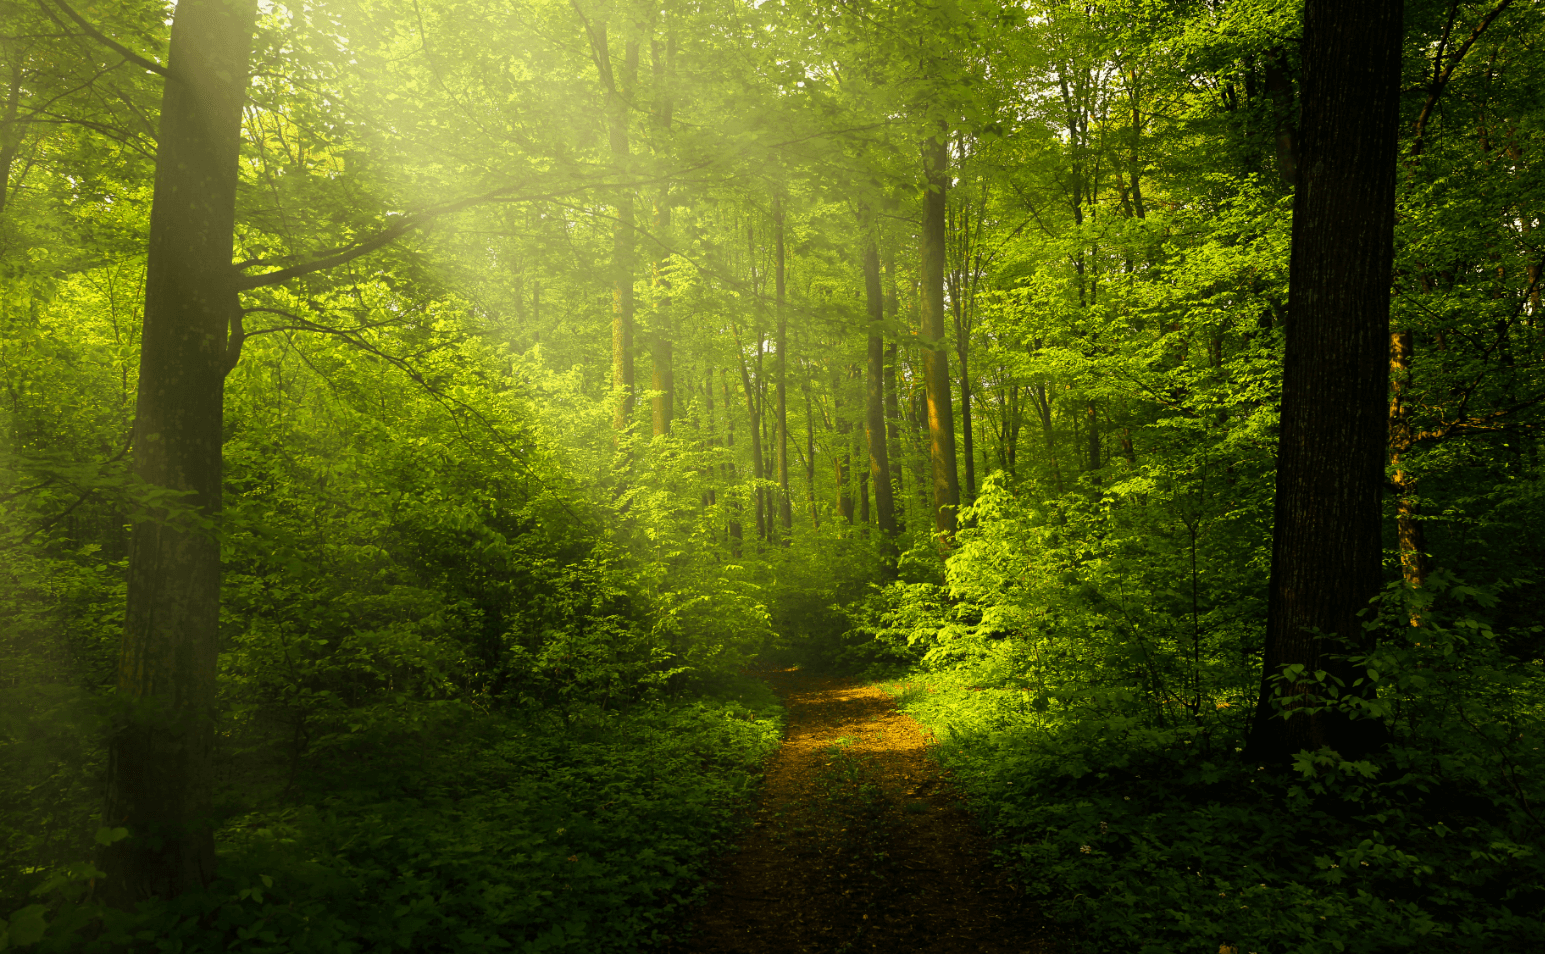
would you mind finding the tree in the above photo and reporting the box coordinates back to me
[103,0,258,902]
[1245,0,1404,765]
[862,215,897,548]
[773,192,793,532]
[920,131,960,537]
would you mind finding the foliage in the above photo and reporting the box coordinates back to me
[886,573,1545,953]
[6,688,783,952]
[5,0,1545,950]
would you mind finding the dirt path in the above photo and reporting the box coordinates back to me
[677,668,1050,954]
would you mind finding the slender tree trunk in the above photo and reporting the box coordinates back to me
[1032,379,1064,495]
[702,363,717,509]
[733,328,766,541]
[0,60,24,217]
[863,229,898,542]
[837,365,856,525]
[1389,329,1430,602]
[774,194,792,533]
[1245,0,1403,765]
[104,0,258,904]
[1085,399,1101,479]
[801,375,818,527]
[649,31,675,437]
[920,132,959,536]
[721,372,742,555]
[606,31,639,433]
[959,354,975,502]
[883,244,904,530]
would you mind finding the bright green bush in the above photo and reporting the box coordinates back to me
[885,573,1545,953]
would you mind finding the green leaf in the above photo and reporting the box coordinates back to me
[2,905,48,948]
[94,826,129,846]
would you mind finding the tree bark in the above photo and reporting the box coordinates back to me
[104,0,257,904]
[649,30,674,437]
[883,244,904,531]
[1085,399,1101,479]
[0,60,24,217]
[1388,329,1430,601]
[605,29,638,433]
[773,193,792,533]
[800,373,818,526]
[721,372,743,555]
[920,132,959,537]
[733,326,766,541]
[863,228,898,543]
[1245,0,1403,766]
[836,365,855,524]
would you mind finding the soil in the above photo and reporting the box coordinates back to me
[675,668,1053,954]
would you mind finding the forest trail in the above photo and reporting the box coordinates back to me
[678,669,1050,954]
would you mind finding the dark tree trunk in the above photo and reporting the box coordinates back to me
[1031,378,1064,495]
[0,60,24,216]
[774,194,792,533]
[883,245,904,531]
[649,32,675,437]
[721,373,742,555]
[1085,399,1101,480]
[104,0,258,904]
[606,31,639,433]
[1388,329,1430,604]
[1245,0,1403,765]
[734,331,766,542]
[800,375,818,527]
[837,365,856,525]
[863,230,898,543]
[920,132,959,537]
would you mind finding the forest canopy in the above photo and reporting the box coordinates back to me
[2,0,1543,951]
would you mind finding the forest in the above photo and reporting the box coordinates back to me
[1,0,1543,951]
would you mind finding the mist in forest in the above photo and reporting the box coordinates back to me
[3,0,1544,951]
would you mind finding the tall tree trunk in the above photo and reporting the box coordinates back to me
[863,229,898,542]
[920,132,959,536]
[801,374,819,527]
[104,0,258,904]
[1388,329,1430,604]
[733,326,766,541]
[1030,379,1064,495]
[1085,399,1101,480]
[1245,0,1403,765]
[606,31,639,433]
[702,363,717,509]
[649,30,675,437]
[721,372,742,555]
[774,193,792,533]
[883,244,904,530]
[959,353,975,502]
[837,365,856,525]
[0,60,24,217]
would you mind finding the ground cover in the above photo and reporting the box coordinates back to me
[893,672,1545,954]
[2,677,783,953]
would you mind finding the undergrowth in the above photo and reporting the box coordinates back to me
[890,663,1545,954]
[1,677,784,953]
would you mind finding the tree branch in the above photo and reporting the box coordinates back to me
[37,0,171,78]
[234,169,697,291]
[1410,0,1514,158]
